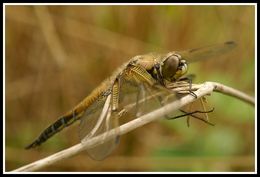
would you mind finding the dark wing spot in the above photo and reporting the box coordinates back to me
[225,41,236,45]
[188,47,200,53]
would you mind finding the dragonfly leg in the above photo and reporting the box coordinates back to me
[180,108,215,126]
[111,78,123,144]
[178,75,197,98]
[165,108,215,126]
[112,78,120,112]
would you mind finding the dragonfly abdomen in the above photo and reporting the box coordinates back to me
[25,80,113,150]
[25,113,80,149]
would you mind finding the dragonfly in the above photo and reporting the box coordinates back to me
[25,41,236,160]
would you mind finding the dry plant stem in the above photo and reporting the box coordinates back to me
[11,82,254,172]
[211,82,255,106]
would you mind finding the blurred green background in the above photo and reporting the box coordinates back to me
[5,5,255,172]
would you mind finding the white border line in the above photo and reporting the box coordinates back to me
[3,3,6,174]
[3,3,257,174]
[3,3,258,6]
[254,3,257,173]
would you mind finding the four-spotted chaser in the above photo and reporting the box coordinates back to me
[25,41,236,160]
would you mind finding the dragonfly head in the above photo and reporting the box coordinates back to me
[161,53,188,82]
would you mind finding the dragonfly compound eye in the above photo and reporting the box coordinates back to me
[161,54,180,80]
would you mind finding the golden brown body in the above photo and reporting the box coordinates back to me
[26,41,236,151]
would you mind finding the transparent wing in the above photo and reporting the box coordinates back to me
[117,77,180,125]
[176,41,236,63]
[118,80,212,126]
[79,93,120,161]
[79,78,212,160]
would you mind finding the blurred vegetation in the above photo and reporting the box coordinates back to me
[5,5,255,172]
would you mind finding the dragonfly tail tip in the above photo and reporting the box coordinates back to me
[24,141,39,150]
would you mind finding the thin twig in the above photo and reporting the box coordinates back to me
[11,82,254,172]
[211,82,255,106]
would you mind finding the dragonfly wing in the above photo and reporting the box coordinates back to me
[118,77,179,123]
[79,76,211,160]
[122,81,214,126]
[79,93,108,141]
[79,94,120,160]
[176,41,236,63]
